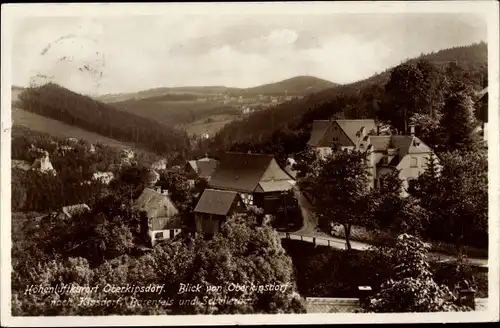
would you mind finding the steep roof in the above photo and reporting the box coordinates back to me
[208,152,275,192]
[197,159,219,178]
[134,188,179,219]
[62,204,90,218]
[308,119,377,147]
[336,119,377,145]
[307,120,331,147]
[194,189,240,216]
[188,158,219,178]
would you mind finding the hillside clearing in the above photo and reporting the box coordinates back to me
[12,107,153,155]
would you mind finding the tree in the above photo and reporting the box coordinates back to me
[369,171,428,237]
[311,150,371,250]
[178,214,306,314]
[365,234,469,313]
[440,91,479,152]
[380,60,444,134]
[409,149,487,248]
[293,147,320,178]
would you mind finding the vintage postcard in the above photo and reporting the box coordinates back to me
[1,1,499,326]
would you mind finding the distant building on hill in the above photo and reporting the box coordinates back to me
[31,151,57,175]
[134,187,181,247]
[151,159,167,171]
[122,149,135,159]
[92,171,115,185]
[56,204,91,220]
[194,189,246,235]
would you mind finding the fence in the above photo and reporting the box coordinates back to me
[279,232,348,249]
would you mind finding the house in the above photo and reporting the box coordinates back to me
[92,171,114,185]
[207,152,295,213]
[185,155,219,185]
[58,145,74,154]
[134,187,181,247]
[89,144,96,153]
[31,151,57,175]
[307,119,378,158]
[122,149,135,159]
[151,159,167,171]
[56,204,91,220]
[309,119,435,194]
[362,126,436,193]
[67,137,78,144]
[194,189,246,235]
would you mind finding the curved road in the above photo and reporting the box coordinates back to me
[281,187,488,268]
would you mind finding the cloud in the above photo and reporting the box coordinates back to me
[10,13,487,95]
[266,29,298,46]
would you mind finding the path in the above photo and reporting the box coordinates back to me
[282,187,488,268]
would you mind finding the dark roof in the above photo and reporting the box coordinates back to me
[197,159,219,178]
[134,188,179,219]
[187,157,219,178]
[307,120,331,147]
[208,152,275,192]
[194,189,240,216]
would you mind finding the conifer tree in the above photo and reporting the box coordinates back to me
[440,91,478,151]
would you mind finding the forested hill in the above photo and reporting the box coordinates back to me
[96,76,337,103]
[15,83,191,160]
[230,76,338,96]
[210,42,488,157]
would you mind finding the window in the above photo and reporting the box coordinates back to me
[408,178,417,191]
[154,232,163,239]
[410,157,418,167]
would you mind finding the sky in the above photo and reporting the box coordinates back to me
[10,12,487,96]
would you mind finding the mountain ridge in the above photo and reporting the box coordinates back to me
[95,75,338,103]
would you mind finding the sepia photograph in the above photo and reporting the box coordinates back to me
[1,1,499,326]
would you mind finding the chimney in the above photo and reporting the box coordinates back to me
[162,189,169,196]
[376,125,380,135]
[409,124,415,136]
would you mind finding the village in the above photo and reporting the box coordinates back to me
[7,6,493,316]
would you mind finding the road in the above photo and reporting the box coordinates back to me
[282,187,488,268]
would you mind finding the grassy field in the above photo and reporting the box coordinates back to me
[182,114,238,137]
[12,107,154,155]
[110,98,242,127]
